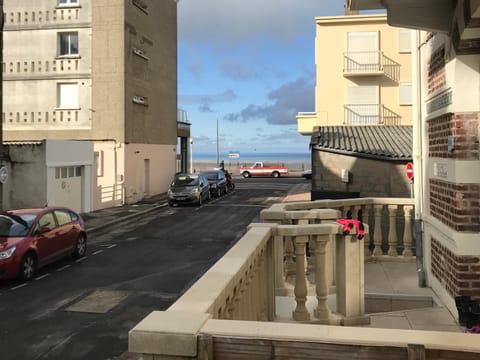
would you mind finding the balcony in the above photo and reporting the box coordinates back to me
[129,197,479,359]
[343,51,400,81]
[344,104,401,125]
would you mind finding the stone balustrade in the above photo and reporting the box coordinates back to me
[129,202,479,359]
[261,197,415,261]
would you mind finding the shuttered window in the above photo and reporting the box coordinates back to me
[398,29,412,53]
[399,82,412,105]
[57,83,79,109]
[347,32,379,65]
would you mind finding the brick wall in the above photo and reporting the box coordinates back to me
[430,179,480,232]
[431,237,480,299]
[427,46,446,95]
[428,112,480,160]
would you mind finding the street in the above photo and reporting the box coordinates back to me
[0,177,309,360]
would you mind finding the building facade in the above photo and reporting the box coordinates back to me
[3,0,179,210]
[297,14,413,134]
[348,0,480,317]
[299,14,414,199]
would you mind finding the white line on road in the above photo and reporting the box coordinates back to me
[75,257,87,263]
[92,250,103,255]
[11,283,28,290]
[35,274,50,280]
[57,265,71,272]
[107,244,117,249]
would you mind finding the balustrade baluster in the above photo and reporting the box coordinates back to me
[402,205,414,257]
[292,235,310,321]
[284,236,295,277]
[387,205,398,257]
[313,234,331,323]
[362,205,372,257]
[373,205,383,256]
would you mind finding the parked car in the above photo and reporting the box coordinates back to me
[301,169,312,179]
[0,206,87,281]
[167,173,211,206]
[240,162,288,178]
[201,169,228,197]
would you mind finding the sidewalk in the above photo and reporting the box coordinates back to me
[81,193,168,235]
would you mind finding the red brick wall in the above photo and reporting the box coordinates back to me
[428,112,480,160]
[430,179,480,232]
[431,237,480,298]
[427,46,446,95]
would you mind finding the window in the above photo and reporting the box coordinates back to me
[56,166,83,179]
[37,213,56,232]
[398,29,412,53]
[94,151,104,177]
[58,0,79,6]
[54,210,73,226]
[57,83,79,109]
[347,31,379,66]
[58,32,78,56]
[400,83,412,105]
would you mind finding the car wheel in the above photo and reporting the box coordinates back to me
[168,201,174,206]
[243,172,250,178]
[19,252,36,281]
[73,233,87,259]
[271,171,280,178]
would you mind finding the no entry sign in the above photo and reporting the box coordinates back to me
[406,162,414,180]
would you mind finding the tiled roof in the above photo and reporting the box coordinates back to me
[310,125,413,161]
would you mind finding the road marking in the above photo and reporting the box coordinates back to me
[208,204,265,208]
[57,264,71,272]
[35,274,50,280]
[92,250,103,255]
[107,244,117,249]
[11,283,28,290]
[75,256,87,263]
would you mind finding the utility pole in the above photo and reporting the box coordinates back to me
[216,118,219,165]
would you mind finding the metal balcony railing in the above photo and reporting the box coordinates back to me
[344,104,401,125]
[343,51,400,81]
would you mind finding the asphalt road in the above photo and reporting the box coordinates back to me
[0,177,309,360]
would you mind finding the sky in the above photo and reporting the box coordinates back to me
[177,0,346,156]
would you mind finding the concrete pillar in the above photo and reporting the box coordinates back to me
[292,235,310,321]
[387,205,398,257]
[403,205,414,257]
[313,233,331,323]
[373,205,383,256]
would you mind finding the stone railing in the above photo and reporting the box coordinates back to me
[129,204,480,359]
[261,197,415,262]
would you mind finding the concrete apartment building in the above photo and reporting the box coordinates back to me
[2,0,180,212]
[348,0,480,319]
[298,14,414,198]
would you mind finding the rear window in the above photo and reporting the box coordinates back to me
[173,174,199,186]
[203,172,218,180]
[54,210,73,226]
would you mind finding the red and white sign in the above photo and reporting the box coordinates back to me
[406,162,414,180]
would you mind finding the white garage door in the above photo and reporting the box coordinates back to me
[55,166,83,212]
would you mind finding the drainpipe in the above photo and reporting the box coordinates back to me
[413,30,427,287]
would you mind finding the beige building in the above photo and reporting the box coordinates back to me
[298,14,413,134]
[3,0,182,211]
[299,14,414,199]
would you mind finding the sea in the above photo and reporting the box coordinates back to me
[194,152,310,163]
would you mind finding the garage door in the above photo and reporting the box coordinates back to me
[55,166,83,212]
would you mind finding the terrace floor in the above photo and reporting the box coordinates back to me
[276,261,463,332]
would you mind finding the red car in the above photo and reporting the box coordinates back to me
[0,206,87,281]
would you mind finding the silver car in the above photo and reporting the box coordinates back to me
[167,173,211,206]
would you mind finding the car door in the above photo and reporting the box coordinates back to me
[33,212,58,264]
[200,175,209,199]
[53,209,77,255]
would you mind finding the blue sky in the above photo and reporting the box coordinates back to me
[177,0,345,155]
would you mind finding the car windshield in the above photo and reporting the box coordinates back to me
[172,174,199,186]
[203,172,218,181]
[0,213,36,237]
